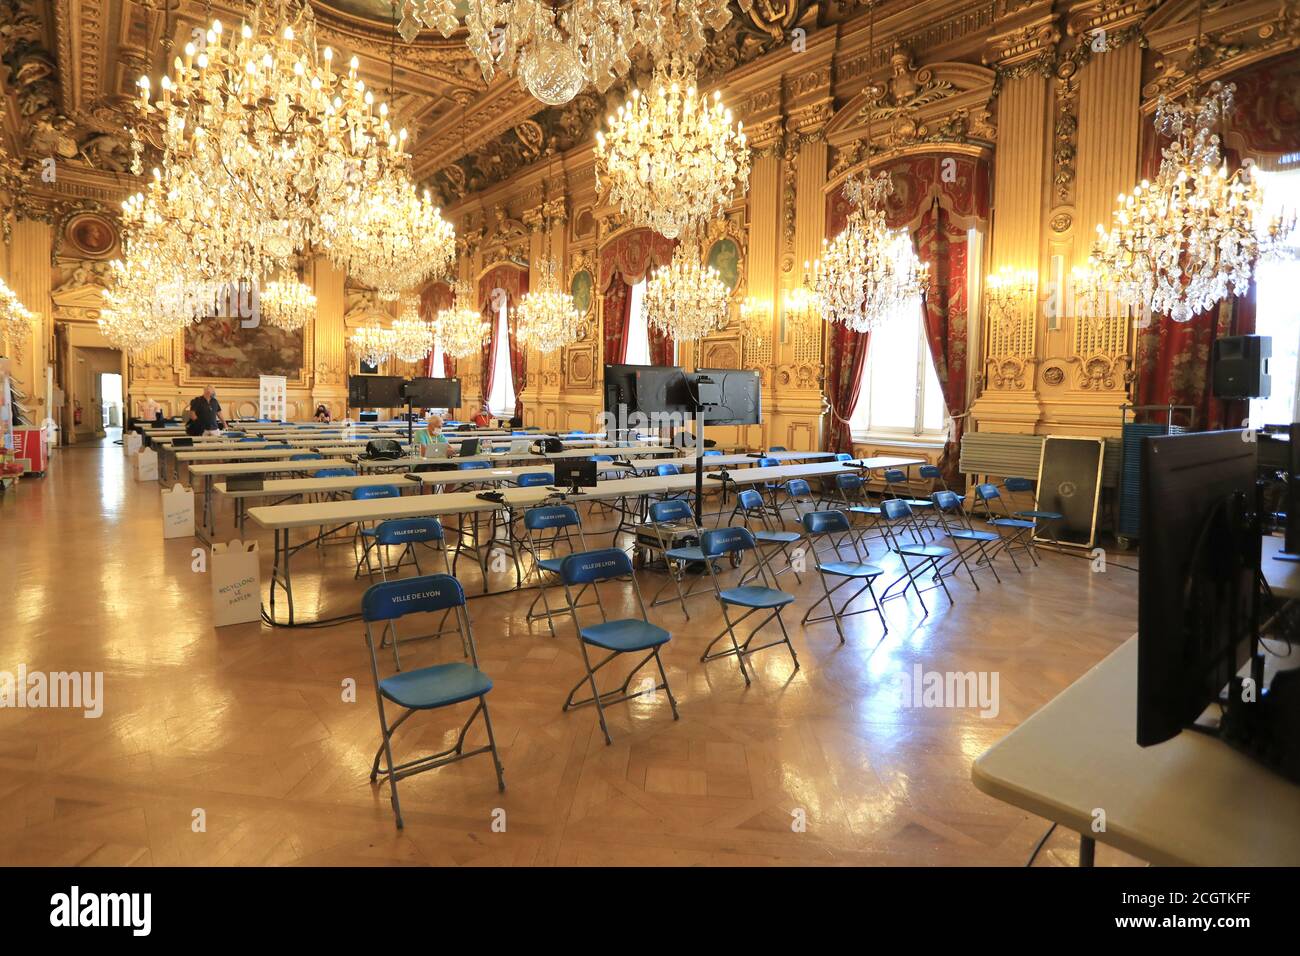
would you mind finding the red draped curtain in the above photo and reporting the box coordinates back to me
[478,264,529,416]
[823,153,989,468]
[420,281,455,378]
[599,228,676,365]
[603,273,632,365]
[1134,50,1299,431]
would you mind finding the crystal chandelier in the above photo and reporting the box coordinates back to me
[516,258,582,354]
[433,281,490,359]
[390,301,436,362]
[595,56,750,240]
[1090,81,1295,323]
[403,0,731,105]
[323,168,456,301]
[643,240,730,342]
[0,277,35,345]
[261,275,317,331]
[808,172,929,333]
[132,0,410,285]
[352,322,396,367]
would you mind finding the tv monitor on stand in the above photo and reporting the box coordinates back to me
[554,458,598,496]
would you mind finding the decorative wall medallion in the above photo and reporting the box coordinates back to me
[63,212,118,259]
[1042,364,1066,386]
[1050,211,1073,233]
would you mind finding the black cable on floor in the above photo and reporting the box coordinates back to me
[1026,822,1057,867]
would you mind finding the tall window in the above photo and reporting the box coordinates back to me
[849,297,947,440]
[624,278,650,365]
[488,295,516,416]
[1249,166,1300,427]
[430,338,445,378]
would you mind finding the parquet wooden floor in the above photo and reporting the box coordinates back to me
[2,435,1143,866]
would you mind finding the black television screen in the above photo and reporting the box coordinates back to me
[348,375,404,408]
[1137,430,1259,747]
[404,377,461,408]
[634,366,692,416]
[694,368,761,426]
[603,363,651,420]
[555,458,598,489]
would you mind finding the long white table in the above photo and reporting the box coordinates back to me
[248,456,922,624]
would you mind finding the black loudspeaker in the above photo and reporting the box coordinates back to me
[1213,335,1272,399]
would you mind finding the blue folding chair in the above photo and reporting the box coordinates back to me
[729,488,804,585]
[973,483,1035,570]
[515,471,554,488]
[238,436,262,443]
[877,498,954,615]
[313,467,356,478]
[521,505,591,636]
[1003,476,1063,549]
[698,526,798,684]
[829,471,881,540]
[361,575,504,829]
[290,453,323,460]
[643,498,710,617]
[883,468,935,538]
[799,509,887,644]
[353,485,403,577]
[366,518,464,668]
[558,548,678,744]
[929,490,1005,590]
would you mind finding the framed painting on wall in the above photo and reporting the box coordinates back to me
[705,237,742,296]
[183,316,306,384]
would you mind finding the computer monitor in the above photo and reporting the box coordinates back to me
[555,458,598,494]
[633,366,692,416]
[693,369,761,426]
[457,438,480,458]
[404,377,461,409]
[603,363,651,422]
[348,375,404,408]
[1137,429,1260,747]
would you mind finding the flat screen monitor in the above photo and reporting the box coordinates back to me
[1137,429,1259,747]
[404,377,461,408]
[348,375,404,409]
[603,363,651,420]
[634,366,692,416]
[555,458,598,489]
[694,369,761,426]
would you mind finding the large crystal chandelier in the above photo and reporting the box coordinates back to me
[642,240,730,342]
[261,275,317,331]
[0,277,35,345]
[390,300,436,362]
[402,0,731,105]
[132,0,411,284]
[434,281,489,358]
[595,56,750,240]
[808,172,929,333]
[516,258,582,354]
[352,322,396,367]
[1090,81,1295,323]
[323,168,456,300]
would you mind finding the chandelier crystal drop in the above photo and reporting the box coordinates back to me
[516,259,582,354]
[0,277,36,345]
[1089,81,1295,323]
[260,276,317,331]
[808,172,929,333]
[405,0,731,105]
[433,281,490,359]
[390,301,436,362]
[595,57,750,240]
[323,168,456,300]
[132,0,415,284]
[642,241,730,342]
[352,322,396,367]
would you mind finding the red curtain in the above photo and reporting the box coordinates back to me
[825,323,870,454]
[421,282,454,379]
[478,265,529,415]
[648,326,674,366]
[506,306,526,421]
[603,273,631,365]
[480,300,497,406]
[599,228,676,368]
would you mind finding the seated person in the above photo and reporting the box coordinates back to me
[471,403,494,428]
[313,403,331,423]
[415,415,449,456]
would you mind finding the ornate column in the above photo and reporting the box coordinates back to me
[311,256,347,420]
[7,218,54,431]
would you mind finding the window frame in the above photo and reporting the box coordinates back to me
[849,301,948,446]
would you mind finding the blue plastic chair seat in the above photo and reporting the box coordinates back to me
[718,585,795,609]
[579,618,671,652]
[665,545,705,562]
[902,499,934,509]
[896,544,952,559]
[755,530,801,544]
[819,560,884,579]
[360,528,377,537]
[1015,509,1062,520]
[949,529,1000,543]
[379,662,492,710]
[849,505,881,516]
[989,517,1036,530]
[537,556,565,573]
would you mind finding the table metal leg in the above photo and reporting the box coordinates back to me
[268,527,295,626]
[1079,834,1095,867]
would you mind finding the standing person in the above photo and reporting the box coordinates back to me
[187,385,224,436]
[471,402,493,428]
[415,415,449,456]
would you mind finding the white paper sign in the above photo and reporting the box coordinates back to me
[135,448,158,481]
[211,539,262,627]
[258,375,287,422]
[161,483,194,539]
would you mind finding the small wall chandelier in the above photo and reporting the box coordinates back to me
[807,172,929,333]
[352,322,396,367]
[434,281,489,359]
[1090,81,1294,323]
[983,266,1037,335]
[0,277,36,346]
[517,255,581,354]
[595,56,750,240]
[402,0,732,106]
[261,272,317,331]
[643,239,730,342]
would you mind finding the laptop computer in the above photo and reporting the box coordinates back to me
[458,438,480,457]
[423,443,450,459]
[509,439,532,454]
